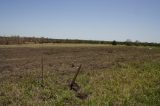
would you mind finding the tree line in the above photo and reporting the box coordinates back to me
[0,36,159,47]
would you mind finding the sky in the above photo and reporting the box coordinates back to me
[0,0,160,43]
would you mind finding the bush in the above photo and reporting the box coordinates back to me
[112,40,117,45]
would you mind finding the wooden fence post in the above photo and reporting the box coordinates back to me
[70,64,82,90]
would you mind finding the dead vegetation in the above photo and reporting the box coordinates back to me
[0,44,160,105]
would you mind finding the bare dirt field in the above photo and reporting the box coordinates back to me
[0,44,159,79]
[0,44,160,105]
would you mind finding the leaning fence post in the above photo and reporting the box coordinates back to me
[70,64,82,90]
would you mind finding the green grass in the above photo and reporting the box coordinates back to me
[0,58,160,105]
[83,61,160,106]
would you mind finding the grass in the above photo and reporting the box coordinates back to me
[85,61,160,106]
[0,44,160,105]
[0,59,160,106]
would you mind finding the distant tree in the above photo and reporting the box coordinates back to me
[40,37,45,44]
[135,40,140,43]
[135,40,140,46]
[112,40,117,45]
[125,39,132,46]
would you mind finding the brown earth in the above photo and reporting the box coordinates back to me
[0,44,160,83]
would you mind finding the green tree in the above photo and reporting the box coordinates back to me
[112,40,117,45]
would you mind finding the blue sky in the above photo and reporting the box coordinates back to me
[0,0,160,42]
